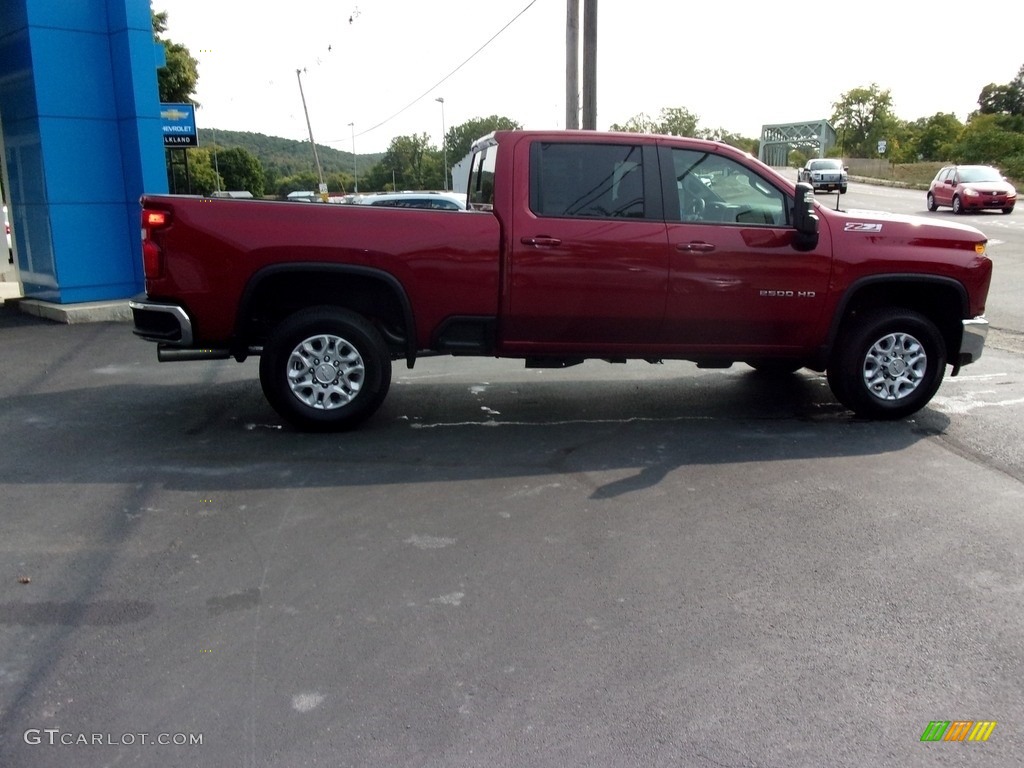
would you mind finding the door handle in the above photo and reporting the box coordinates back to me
[676,241,715,252]
[521,236,562,247]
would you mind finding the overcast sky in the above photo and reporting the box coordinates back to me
[155,0,1024,155]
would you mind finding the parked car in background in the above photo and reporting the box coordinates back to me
[927,165,1016,215]
[797,158,848,194]
[355,191,467,210]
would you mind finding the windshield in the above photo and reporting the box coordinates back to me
[959,166,1003,183]
[809,159,842,170]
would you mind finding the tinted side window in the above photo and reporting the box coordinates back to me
[530,142,645,219]
[671,148,786,226]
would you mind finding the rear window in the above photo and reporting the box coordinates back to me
[529,142,645,219]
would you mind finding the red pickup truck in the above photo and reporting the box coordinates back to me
[131,130,993,431]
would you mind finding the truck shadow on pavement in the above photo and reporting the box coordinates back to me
[0,364,951,500]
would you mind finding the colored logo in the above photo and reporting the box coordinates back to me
[160,108,191,121]
[920,721,996,742]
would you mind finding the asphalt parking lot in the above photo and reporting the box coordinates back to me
[2,304,1023,767]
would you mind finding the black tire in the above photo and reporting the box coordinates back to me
[952,194,964,214]
[926,192,938,212]
[826,309,946,420]
[1003,206,1014,215]
[259,306,392,431]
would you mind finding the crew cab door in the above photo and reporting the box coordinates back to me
[502,140,669,348]
[659,145,832,350]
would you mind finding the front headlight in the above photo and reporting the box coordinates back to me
[964,188,980,197]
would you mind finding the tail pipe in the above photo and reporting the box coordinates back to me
[157,345,232,362]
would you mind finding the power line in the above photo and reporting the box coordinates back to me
[329,0,539,144]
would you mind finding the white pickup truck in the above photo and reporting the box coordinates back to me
[798,158,849,194]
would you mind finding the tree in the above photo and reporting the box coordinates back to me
[830,84,899,157]
[274,171,320,198]
[445,116,522,167]
[609,112,658,133]
[152,10,199,104]
[954,113,1024,164]
[212,146,266,196]
[700,128,758,154]
[977,64,1024,116]
[610,106,700,137]
[909,113,963,161]
[169,148,220,195]
[365,134,440,191]
[657,107,701,137]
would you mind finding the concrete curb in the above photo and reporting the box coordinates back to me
[11,298,132,324]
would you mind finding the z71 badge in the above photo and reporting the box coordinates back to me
[844,222,883,232]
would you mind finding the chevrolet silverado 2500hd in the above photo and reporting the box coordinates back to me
[131,130,993,431]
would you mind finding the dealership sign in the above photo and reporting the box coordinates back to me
[161,103,198,147]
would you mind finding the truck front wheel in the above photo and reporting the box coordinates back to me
[826,309,946,420]
[259,307,392,431]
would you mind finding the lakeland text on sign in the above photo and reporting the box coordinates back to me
[160,103,198,148]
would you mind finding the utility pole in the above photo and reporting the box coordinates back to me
[565,0,579,129]
[296,68,327,200]
[581,0,597,130]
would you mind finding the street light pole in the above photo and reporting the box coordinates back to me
[435,97,448,191]
[348,122,358,193]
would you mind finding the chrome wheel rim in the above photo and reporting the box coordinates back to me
[862,332,927,401]
[286,333,364,410]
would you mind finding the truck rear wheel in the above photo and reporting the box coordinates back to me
[826,309,946,420]
[259,307,392,431]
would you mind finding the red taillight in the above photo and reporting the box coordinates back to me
[141,208,170,280]
[144,210,169,229]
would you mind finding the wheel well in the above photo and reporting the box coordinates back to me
[237,269,412,358]
[830,280,965,361]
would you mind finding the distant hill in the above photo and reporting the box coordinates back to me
[197,128,383,180]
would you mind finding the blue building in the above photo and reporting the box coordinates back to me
[0,0,168,306]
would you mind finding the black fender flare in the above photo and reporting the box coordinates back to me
[822,273,968,362]
[236,262,418,366]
